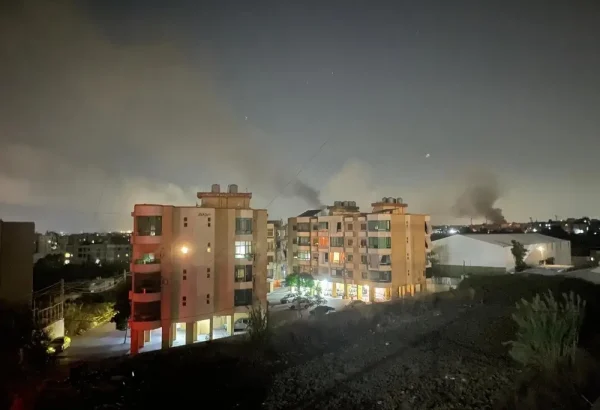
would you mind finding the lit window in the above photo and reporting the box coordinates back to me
[235,241,252,258]
[332,252,341,263]
[295,251,310,261]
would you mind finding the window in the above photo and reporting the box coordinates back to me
[323,252,329,263]
[318,236,329,247]
[183,217,188,228]
[267,228,274,237]
[347,239,353,247]
[312,253,319,261]
[361,255,368,264]
[369,271,392,282]
[346,270,353,278]
[347,254,353,262]
[297,223,310,232]
[368,237,391,249]
[361,223,367,231]
[312,237,319,246]
[368,220,391,232]
[347,223,353,231]
[207,242,211,252]
[336,222,342,231]
[136,216,162,236]
[234,289,253,306]
[330,237,344,247]
[235,218,253,234]
[332,252,341,263]
[295,251,310,261]
[235,241,252,258]
[234,265,253,282]
[207,268,211,272]
[312,224,318,231]
[267,255,274,263]
[361,272,368,279]
[318,222,329,230]
[298,237,311,246]
[360,239,367,248]
[380,255,391,265]
[184,223,188,228]
[292,225,297,231]
[184,217,188,222]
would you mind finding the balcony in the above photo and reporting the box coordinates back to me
[131,258,161,273]
[131,301,161,330]
[132,274,162,303]
[132,233,162,245]
[367,271,392,283]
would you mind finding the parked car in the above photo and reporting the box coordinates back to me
[46,336,71,355]
[289,297,311,310]
[233,318,249,332]
[310,306,335,317]
[280,293,298,304]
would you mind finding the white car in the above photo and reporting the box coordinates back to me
[234,318,249,332]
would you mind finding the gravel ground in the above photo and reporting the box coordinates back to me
[36,296,521,410]
[264,302,519,410]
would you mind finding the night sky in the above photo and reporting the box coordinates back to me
[1,0,599,232]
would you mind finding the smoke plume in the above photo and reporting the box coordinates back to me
[453,171,506,224]
[0,0,319,230]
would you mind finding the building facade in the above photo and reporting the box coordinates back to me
[0,220,35,305]
[287,198,432,302]
[129,184,268,355]
[267,219,287,280]
[432,233,572,276]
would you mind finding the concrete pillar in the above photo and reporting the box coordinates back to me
[185,322,197,344]
[130,330,139,355]
[209,317,214,340]
[400,286,405,298]
[357,285,363,301]
[226,315,233,336]
[369,286,375,302]
[171,323,177,342]
[162,324,172,349]
[144,330,151,343]
[332,285,338,298]
[138,333,144,349]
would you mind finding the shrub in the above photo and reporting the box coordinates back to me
[247,304,270,345]
[504,290,586,370]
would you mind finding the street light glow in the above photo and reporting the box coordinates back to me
[180,246,189,255]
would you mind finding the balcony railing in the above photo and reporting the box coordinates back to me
[134,280,161,294]
[134,258,161,265]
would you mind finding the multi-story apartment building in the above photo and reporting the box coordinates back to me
[62,233,131,265]
[0,220,35,305]
[129,184,268,355]
[287,198,432,302]
[267,219,287,280]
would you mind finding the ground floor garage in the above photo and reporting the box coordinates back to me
[131,311,250,355]
[317,279,424,302]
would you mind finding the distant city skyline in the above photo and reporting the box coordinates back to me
[1,1,599,232]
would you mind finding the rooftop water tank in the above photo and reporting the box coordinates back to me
[382,197,389,203]
[211,184,220,193]
[342,201,350,207]
[396,197,403,204]
[350,201,356,207]
[387,197,396,203]
[334,201,343,207]
[228,184,238,193]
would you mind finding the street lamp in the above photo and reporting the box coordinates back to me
[180,246,189,255]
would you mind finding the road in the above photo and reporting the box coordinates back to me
[53,288,347,362]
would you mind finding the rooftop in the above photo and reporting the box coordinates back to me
[461,233,568,247]
[297,209,322,217]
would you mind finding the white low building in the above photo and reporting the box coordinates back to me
[432,233,571,276]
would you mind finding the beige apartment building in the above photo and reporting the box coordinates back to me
[267,219,287,280]
[287,198,432,302]
[129,184,268,355]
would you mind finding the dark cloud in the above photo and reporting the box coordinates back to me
[0,0,318,229]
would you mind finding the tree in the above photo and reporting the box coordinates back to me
[298,273,315,290]
[511,240,528,272]
[111,277,131,331]
[284,272,299,290]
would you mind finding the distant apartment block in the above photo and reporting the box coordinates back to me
[287,198,432,302]
[267,219,287,280]
[129,184,268,355]
[0,220,35,305]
